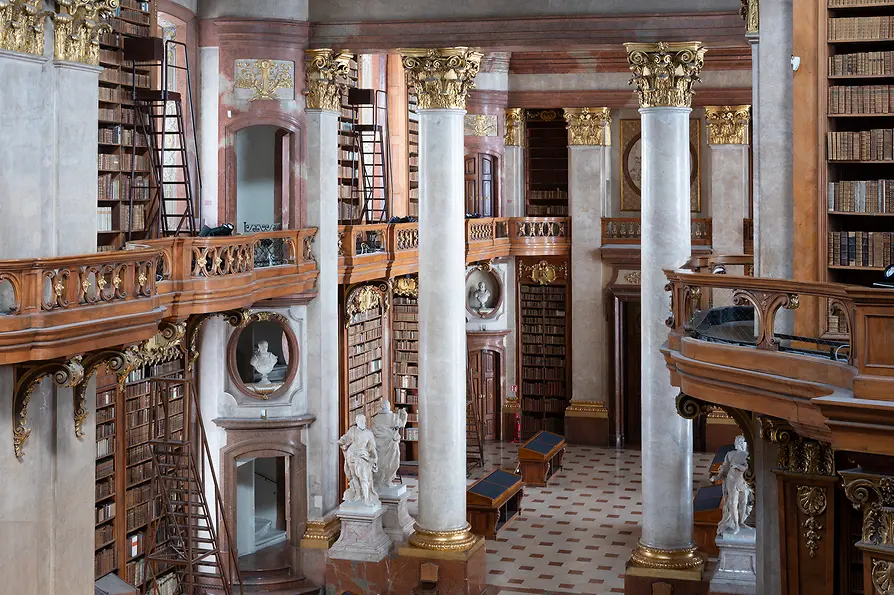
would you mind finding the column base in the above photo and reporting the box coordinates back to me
[407,523,479,552]
[564,402,610,445]
[300,513,341,549]
[625,542,708,595]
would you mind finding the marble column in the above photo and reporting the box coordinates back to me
[503,108,526,218]
[302,49,352,548]
[624,41,706,582]
[754,418,782,595]
[198,43,220,226]
[705,106,751,262]
[563,108,612,445]
[400,47,482,553]
[755,0,793,280]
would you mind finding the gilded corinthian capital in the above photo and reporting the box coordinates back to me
[0,0,50,56]
[53,0,118,65]
[624,41,706,109]
[705,105,751,145]
[741,0,759,34]
[304,49,353,111]
[399,47,483,110]
[563,108,611,146]
[505,108,525,146]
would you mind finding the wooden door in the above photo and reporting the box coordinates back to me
[464,154,497,217]
[623,301,642,447]
[468,349,499,441]
[464,155,478,215]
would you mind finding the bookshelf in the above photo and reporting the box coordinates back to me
[525,110,569,217]
[517,258,570,439]
[408,92,420,218]
[338,57,361,224]
[94,353,184,590]
[823,0,894,333]
[391,277,419,462]
[97,0,156,252]
[343,284,388,430]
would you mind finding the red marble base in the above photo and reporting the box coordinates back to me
[625,572,711,595]
[564,415,610,446]
[325,539,486,595]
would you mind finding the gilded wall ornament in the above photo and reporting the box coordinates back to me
[760,418,835,476]
[705,105,751,145]
[13,357,85,458]
[399,47,483,110]
[0,0,49,56]
[235,58,295,101]
[464,114,498,137]
[519,260,567,285]
[73,349,137,439]
[624,41,707,108]
[53,0,117,65]
[741,0,759,35]
[873,560,894,595]
[505,108,525,146]
[563,107,611,146]
[840,469,894,548]
[797,485,827,558]
[624,271,642,285]
[186,309,248,372]
[345,283,388,324]
[304,49,353,111]
[392,275,418,298]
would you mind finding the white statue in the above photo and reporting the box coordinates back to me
[337,414,379,506]
[249,341,278,386]
[712,435,754,535]
[370,400,408,492]
[473,281,491,313]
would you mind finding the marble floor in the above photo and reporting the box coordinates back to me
[403,442,714,595]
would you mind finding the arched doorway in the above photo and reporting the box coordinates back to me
[234,125,294,233]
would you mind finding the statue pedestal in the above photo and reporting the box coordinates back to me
[329,502,392,562]
[710,526,757,594]
[379,485,415,544]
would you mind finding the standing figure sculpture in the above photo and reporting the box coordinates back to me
[249,341,278,386]
[712,434,753,535]
[371,400,409,492]
[337,414,380,506]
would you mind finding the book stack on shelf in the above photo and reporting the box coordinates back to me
[95,371,119,580]
[392,292,420,461]
[346,302,386,427]
[525,110,569,217]
[518,280,569,438]
[338,57,361,224]
[96,0,156,252]
[823,0,894,334]
[408,92,420,218]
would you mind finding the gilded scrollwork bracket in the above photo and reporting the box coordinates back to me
[676,392,756,483]
[185,309,249,373]
[72,349,138,439]
[13,357,85,458]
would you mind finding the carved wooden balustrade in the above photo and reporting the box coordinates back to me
[466,217,511,262]
[662,259,894,456]
[508,217,570,256]
[0,229,319,365]
[602,217,713,246]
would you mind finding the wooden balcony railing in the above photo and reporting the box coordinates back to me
[602,218,712,246]
[663,259,894,456]
[0,229,318,364]
[338,217,571,284]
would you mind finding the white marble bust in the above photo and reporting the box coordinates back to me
[337,414,380,507]
[473,281,491,312]
[249,340,278,386]
[712,435,753,536]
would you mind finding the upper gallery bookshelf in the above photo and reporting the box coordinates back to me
[338,58,361,224]
[97,0,156,252]
[525,110,569,217]
[342,284,387,432]
[824,0,894,332]
[407,92,420,218]
[391,281,420,463]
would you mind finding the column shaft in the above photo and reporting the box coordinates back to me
[305,109,341,523]
[198,46,220,226]
[640,107,695,549]
[710,144,749,257]
[416,108,469,534]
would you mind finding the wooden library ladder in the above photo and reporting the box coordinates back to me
[466,394,485,472]
[143,378,243,595]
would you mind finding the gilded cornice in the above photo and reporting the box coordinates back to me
[0,0,50,57]
[563,107,611,146]
[624,41,706,109]
[741,0,758,35]
[705,105,751,145]
[505,108,526,147]
[53,1,118,66]
[760,418,835,476]
[304,49,353,111]
[399,47,483,110]
[565,400,608,418]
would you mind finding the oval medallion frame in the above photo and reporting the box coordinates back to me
[465,263,504,320]
[227,312,299,400]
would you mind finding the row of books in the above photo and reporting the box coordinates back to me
[526,205,569,216]
[394,340,417,351]
[829,16,894,41]
[127,443,151,466]
[521,324,566,335]
[521,397,567,413]
[828,231,894,267]
[521,285,566,296]
[125,485,152,509]
[829,0,894,5]
[394,330,419,340]
[393,350,418,363]
[95,547,116,577]
[348,372,382,397]
[828,179,894,212]
[347,385,382,410]
[97,422,115,440]
[98,173,151,202]
[394,362,418,376]
[348,346,382,367]
[521,380,566,397]
[97,388,116,407]
[348,398,383,426]
[395,374,418,389]
[829,51,894,76]
[348,358,382,381]
[348,307,381,326]
[828,85,894,114]
[99,125,148,147]
[521,355,566,367]
[96,458,115,480]
[522,335,565,346]
[827,129,894,161]
[120,204,147,232]
[97,406,116,424]
[521,416,564,436]
[522,367,566,381]
[126,461,152,487]
[96,502,116,524]
[394,389,419,405]
[96,477,114,501]
[399,427,419,441]
[347,328,383,345]
[338,202,362,222]
[96,524,115,549]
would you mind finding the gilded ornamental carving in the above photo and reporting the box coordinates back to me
[236,58,295,102]
[345,283,389,324]
[464,114,498,137]
[505,108,525,147]
[563,108,611,146]
[760,419,835,476]
[53,0,117,65]
[797,485,827,558]
[304,49,352,111]
[399,47,483,110]
[392,275,418,298]
[705,106,751,145]
[624,41,706,109]
[741,0,759,35]
[0,0,49,56]
[13,357,85,458]
[518,260,566,286]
